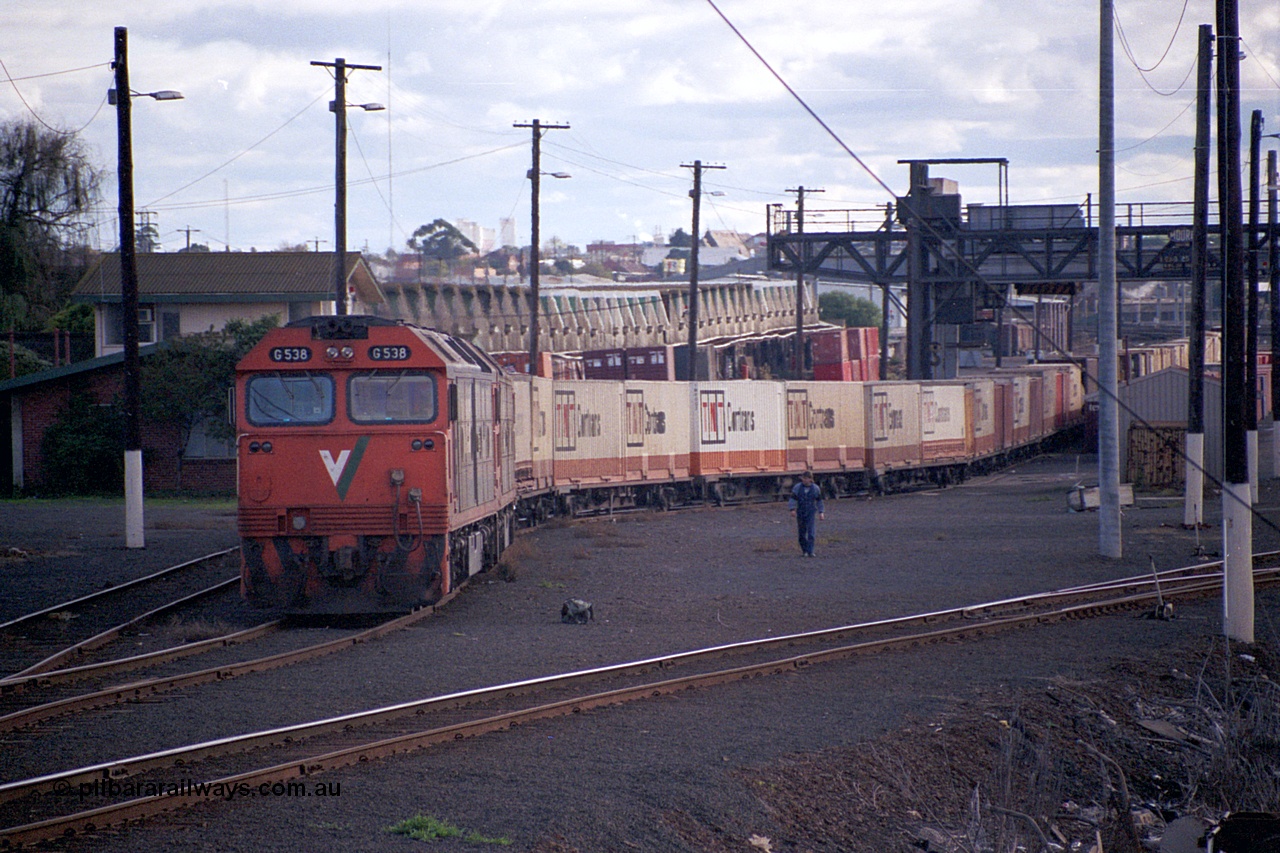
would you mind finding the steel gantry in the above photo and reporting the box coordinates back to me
[767,161,1272,380]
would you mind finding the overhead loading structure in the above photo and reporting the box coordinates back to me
[767,159,1258,380]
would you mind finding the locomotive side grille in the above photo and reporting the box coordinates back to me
[239,505,450,536]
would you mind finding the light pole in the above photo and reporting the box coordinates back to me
[311,58,382,315]
[112,25,182,549]
[514,120,570,375]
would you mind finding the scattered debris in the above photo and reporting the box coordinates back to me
[747,834,773,852]
[560,598,593,624]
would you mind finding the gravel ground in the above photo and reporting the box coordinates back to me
[1,454,1278,852]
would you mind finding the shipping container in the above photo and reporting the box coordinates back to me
[690,381,786,477]
[813,361,854,382]
[921,383,970,462]
[621,381,691,481]
[625,345,675,381]
[783,381,867,474]
[582,348,627,380]
[551,380,625,485]
[810,328,848,364]
[863,381,922,471]
[846,326,880,360]
[511,374,554,492]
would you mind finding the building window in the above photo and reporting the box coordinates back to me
[104,304,158,347]
[184,417,235,459]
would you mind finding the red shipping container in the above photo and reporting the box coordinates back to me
[582,348,627,380]
[846,326,880,360]
[810,329,848,364]
[813,361,853,381]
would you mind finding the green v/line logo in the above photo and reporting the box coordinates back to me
[319,436,370,500]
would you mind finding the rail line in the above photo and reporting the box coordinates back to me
[0,549,242,682]
[0,589,459,734]
[2,557,1275,848]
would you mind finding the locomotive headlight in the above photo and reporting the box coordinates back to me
[341,346,354,358]
[422,438,434,450]
[249,441,261,453]
[290,511,308,531]
[325,346,339,359]
[261,441,273,453]
[411,439,423,451]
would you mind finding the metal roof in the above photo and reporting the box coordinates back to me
[71,251,383,304]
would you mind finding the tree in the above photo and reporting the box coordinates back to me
[140,315,279,488]
[407,219,477,261]
[0,120,102,331]
[668,228,692,248]
[819,291,882,328]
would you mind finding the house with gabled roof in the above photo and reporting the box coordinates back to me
[1,251,385,495]
[71,250,384,357]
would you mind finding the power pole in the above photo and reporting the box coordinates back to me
[312,57,381,315]
[682,160,725,379]
[1098,0,1122,558]
[1217,0,1252,643]
[514,119,569,375]
[179,226,201,250]
[1247,110,1262,500]
[787,186,823,378]
[1186,23,1213,530]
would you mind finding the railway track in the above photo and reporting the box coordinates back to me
[2,554,1275,849]
[0,549,244,682]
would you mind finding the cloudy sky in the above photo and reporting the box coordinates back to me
[4,1,1279,256]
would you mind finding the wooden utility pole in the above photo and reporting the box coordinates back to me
[311,57,382,315]
[1217,0,1253,643]
[1247,110,1262,499]
[681,160,725,380]
[787,186,823,378]
[1185,23,1212,530]
[515,119,569,375]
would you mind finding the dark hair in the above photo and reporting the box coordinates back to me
[799,471,813,479]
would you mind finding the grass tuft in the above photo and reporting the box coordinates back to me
[387,814,510,845]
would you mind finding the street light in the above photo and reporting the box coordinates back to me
[312,57,382,315]
[514,119,570,375]
[113,25,182,550]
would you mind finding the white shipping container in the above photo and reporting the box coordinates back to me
[690,381,786,476]
[783,381,866,473]
[622,381,692,481]
[863,381,922,471]
[551,380,625,485]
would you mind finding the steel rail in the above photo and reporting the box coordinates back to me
[0,548,240,634]
[0,589,459,736]
[1,572,1259,848]
[0,564,1268,813]
[3,576,241,681]
[0,621,281,694]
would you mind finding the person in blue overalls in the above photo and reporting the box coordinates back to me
[788,471,825,557]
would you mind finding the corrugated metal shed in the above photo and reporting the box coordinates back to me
[1110,366,1274,484]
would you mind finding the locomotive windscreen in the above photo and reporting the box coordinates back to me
[349,371,438,423]
[246,374,335,425]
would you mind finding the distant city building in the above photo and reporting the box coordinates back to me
[453,219,496,253]
[499,217,517,248]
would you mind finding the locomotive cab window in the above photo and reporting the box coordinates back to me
[349,371,438,424]
[246,373,335,426]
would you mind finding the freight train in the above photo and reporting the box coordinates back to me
[234,315,1084,613]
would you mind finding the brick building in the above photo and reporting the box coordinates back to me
[1,348,235,495]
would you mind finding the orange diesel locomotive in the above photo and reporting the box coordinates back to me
[235,316,516,613]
